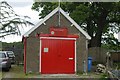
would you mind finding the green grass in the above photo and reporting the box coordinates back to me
[113,62,120,70]
[99,74,108,80]
[2,65,40,78]
[77,71,108,78]
[2,65,24,78]
[0,72,2,80]
[1,65,110,79]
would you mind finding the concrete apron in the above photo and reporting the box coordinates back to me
[35,74,79,78]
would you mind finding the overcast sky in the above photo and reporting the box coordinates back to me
[0,0,119,43]
[0,0,40,43]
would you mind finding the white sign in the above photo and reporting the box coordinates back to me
[44,48,49,52]
[51,31,54,35]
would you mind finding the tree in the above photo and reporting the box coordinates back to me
[102,33,120,50]
[32,2,120,48]
[0,1,34,37]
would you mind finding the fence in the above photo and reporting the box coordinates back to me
[110,51,120,62]
[3,47,24,65]
[88,47,108,64]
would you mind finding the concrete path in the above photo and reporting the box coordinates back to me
[33,74,79,78]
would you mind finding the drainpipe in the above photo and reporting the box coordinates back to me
[83,60,87,75]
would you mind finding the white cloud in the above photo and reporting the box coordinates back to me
[1,0,40,43]
[4,0,33,2]
[8,2,33,7]
[13,5,40,24]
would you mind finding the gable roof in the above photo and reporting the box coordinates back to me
[23,7,91,40]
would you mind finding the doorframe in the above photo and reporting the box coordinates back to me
[39,37,77,74]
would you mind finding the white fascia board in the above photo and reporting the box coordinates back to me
[23,7,59,37]
[40,37,76,40]
[23,7,91,40]
[59,8,91,40]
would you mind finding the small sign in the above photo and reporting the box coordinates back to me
[44,48,48,52]
[51,31,54,35]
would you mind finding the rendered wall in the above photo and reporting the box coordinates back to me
[25,12,88,73]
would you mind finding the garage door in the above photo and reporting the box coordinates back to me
[40,37,76,74]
